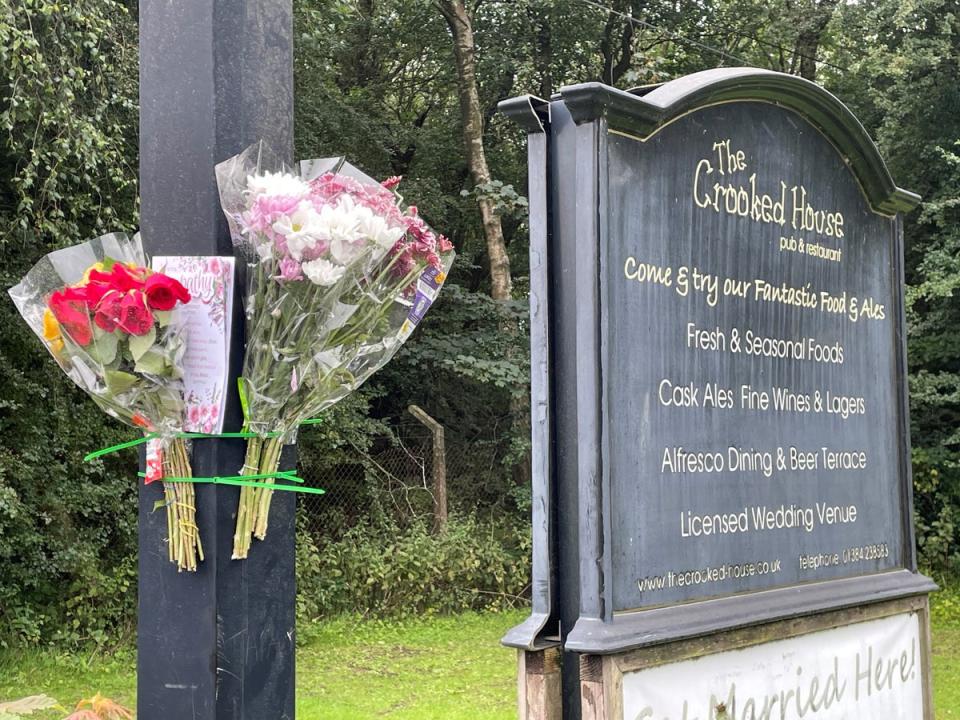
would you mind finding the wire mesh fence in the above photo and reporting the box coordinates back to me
[297,424,430,539]
[296,410,523,542]
[292,410,533,617]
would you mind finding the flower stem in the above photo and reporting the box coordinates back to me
[232,436,263,559]
[163,480,177,565]
[253,436,283,540]
[172,437,199,571]
[178,437,203,562]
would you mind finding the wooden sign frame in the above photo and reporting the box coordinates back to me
[580,595,934,720]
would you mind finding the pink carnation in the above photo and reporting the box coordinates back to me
[412,240,435,256]
[356,185,407,222]
[243,195,303,244]
[315,172,405,220]
[392,249,416,278]
[299,239,330,262]
[277,256,303,281]
[309,173,366,203]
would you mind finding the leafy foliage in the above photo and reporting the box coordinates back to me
[0,0,138,245]
[460,180,529,220]
[297,514,530,621]
[825,0,960,570]
[0,0,139,646]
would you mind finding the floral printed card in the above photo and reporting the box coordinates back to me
[144,437,164,484]
[151,256,235,434]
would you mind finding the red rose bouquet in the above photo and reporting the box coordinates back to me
[9,233,202,571]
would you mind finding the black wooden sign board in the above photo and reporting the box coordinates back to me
[501,69,936,713]
[605,100,904,610]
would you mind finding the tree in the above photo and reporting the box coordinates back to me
[436,0,513,300]
[826,0,960,570]
[788,0,839,80]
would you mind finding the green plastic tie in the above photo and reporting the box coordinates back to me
[85,416,325,462]
[202,478,326,495]
[137,471,324,495]
[84,433,158,461]
[138,470,302,483]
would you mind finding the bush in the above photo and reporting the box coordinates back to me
[0,0,140,648]
[296,514,530,622]
[929,576,960,627]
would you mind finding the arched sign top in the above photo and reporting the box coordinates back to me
[556,68,920,216]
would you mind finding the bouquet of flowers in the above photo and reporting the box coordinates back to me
[216,143,455,558]
[9,233,201,571]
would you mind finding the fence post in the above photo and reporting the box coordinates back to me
[408,404,448,532]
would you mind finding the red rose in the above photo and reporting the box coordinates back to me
[144,273,191,311]
[89,263,147,293]
[93,290,124,332]
[116,291,155,336]
[84,276,117,306]
[48,288,93,346]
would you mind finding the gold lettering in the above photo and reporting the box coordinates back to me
[691,141,846,245]
[693,159,715,210]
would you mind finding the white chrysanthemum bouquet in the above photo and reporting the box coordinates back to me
[216,143,455,558]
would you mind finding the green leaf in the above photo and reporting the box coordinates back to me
[100,255,119,271]
[134,348,168,375]
[128,325,157,361]
[104,369,138,395]
[152,499,168,513]
[87,329,118,365]
[159,391,185,413]
[154,309,173,327]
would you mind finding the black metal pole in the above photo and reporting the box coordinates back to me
[138,2,295,718]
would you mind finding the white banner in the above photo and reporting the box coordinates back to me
[622,612,923,720]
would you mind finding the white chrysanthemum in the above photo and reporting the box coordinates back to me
[325,196,370,264]
[246,171,310,199]
[302,257,346,286]
[355,204,405,248]
[273,201,328,261]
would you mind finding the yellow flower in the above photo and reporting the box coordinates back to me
[42,308,59,339]
[79,261,105,285]
[43,309,64,353]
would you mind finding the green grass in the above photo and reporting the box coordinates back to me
[0,605,958,718]
[931,583,960,718]
[933,625,960,718]
[296,611,525,719]
[0,610,526,719]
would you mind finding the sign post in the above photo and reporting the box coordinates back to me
[502,68,936,719]
[138,2,296,718]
